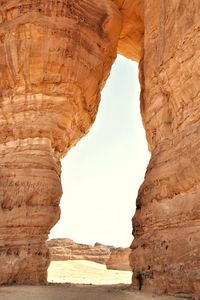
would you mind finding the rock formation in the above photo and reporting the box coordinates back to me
[0,0,121,284]
[47,239,110,265]
[106,247,131,271]
[0,0,199,297]
[47,238,131,271]
[130,0,200,297]
[113,0,144,61]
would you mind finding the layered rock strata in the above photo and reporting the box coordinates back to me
[130,1,200,297]
[0,0,121,283]
[0,138,61,283]
[106,247,131,271]
[0,0,199,297]
[47,238,131,271]
[47,239,110,265]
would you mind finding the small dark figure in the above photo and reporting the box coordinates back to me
[136,271,143,290]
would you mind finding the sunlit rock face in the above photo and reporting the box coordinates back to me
[47,238,131,271]
[106,247,131,271]
[130,1,200,297]
[0,0,199,296]
[47,239,110,265]
[0,0,121,284]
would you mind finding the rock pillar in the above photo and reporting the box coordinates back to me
[130,1,200,297]
[0,138,61,283]
[0,0,121,283]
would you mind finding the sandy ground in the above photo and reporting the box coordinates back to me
[48,260,132,284]
[0,260,183,300]
[0,284,184,300]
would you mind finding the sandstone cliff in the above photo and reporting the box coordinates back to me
[0,0,199,297]
[130,1,200,297]
[0,0,121,284]
[106,247,131,271]
[47,238,131,271]
[47,239,110,265]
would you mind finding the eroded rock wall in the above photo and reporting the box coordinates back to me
[106,247,131,271]
[0,0,199,296]
[130,1,200,297]
[47,239,110,265]
[47,238,131,271]
[0,0,121,284]
[113,0,144,61]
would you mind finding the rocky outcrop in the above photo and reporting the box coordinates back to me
[0,0,121,284]
[0,0,199,297]
[130,1,200,297]
[47,239,110,265]
[106,247,131,271]
[113,0,144,61]
[47,239,131,271]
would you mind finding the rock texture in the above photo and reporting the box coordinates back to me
[47,238,131,271]
[47,239,110,265]
[106,247,131,271]
[0,138,61,283]
[113,0,144,61]
[0,0,199,297]
[0,0,121,284]
[130,1,200,297]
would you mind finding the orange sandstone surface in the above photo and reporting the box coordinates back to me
[0,0,199,298]
[47,238,131,271]
[0,0,121,284]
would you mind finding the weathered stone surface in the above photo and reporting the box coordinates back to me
[0,138,61,283]
[47,238,131,271]
[47,239,110,265]
[0,0,121,284]
[113,0,144,61]
[106,247,131,271]
[0,0,199,297]
[130,1,200,297]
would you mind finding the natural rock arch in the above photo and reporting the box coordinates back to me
[0,0,199,297]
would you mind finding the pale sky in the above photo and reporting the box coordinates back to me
[50,55,150,247]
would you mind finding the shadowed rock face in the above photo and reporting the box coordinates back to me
[0,0,121,284]
[113,0,144,60]
[0,0,200,297]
